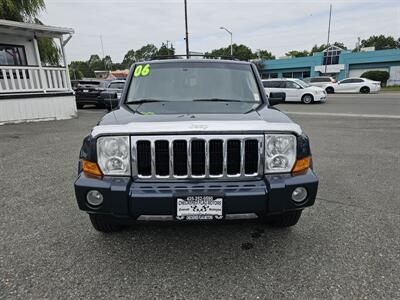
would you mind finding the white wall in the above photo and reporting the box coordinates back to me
[0,33,37,65]
[388,66,400,86]
[0,95,77,124]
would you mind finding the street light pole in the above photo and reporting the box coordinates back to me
[220,26,233,57]
[184,0,189,58]
[324,4,332,75]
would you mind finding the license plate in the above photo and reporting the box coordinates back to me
[83,89,89,93]
[176,195,223,220]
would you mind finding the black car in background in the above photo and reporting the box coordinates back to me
[75,80,111,109]
[97,80,126,110]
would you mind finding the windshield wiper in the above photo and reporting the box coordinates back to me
[125,99,166,104]
[192,98,255,103]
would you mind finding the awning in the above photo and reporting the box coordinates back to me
[0,19,74,38]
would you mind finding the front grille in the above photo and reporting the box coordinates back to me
[131,135,263,180]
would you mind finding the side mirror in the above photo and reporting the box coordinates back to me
[269,92,286,106]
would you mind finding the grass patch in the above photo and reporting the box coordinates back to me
[382,85,400,92]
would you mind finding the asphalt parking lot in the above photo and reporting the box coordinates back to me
[1,93,399,299]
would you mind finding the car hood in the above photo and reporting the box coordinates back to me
[91,101,302,137]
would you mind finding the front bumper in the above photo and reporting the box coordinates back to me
[74,170,318,220]
[317,93,327,102]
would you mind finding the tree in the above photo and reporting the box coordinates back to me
[205,44,256,61]
[286,50,310,57]
[122,49,136,69]
[360,35,400,50]
[156,42,175,58]
[35,18,60,65]
[0,0,61,66]
[69,61,93,79]
[88,54,103,70]
[134,44,158,61]
[361,70,390,86]
[0,0,45,21]
[310,44,327,54]
[102,55,113,70]
[257,49,275,60]
[310,42,347,55]
[332,42,347,50]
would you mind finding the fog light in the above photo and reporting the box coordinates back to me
[292,187,308,203]
[86,190,103,206]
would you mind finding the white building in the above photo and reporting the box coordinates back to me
[0,19,76,124]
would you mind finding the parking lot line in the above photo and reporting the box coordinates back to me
[286,111,400,119]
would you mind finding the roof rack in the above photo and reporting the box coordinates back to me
[147,54,240,61]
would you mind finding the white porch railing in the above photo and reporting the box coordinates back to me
[0,65,70,94]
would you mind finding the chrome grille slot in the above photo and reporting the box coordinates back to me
[245,139,259,174]
[227,140,241,175]
[131,135,264,180]
[209,140,223,176]
[136,141,151,176]
[155,141,169,176]
[173,140,187,176]
[191,140,206,176]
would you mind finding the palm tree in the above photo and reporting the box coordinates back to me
[0,0,45,21]
[0,0,60,66]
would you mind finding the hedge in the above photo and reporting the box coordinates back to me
[361,70,390,85]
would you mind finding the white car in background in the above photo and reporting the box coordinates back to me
[303,76,336,88]
[324,77,381,94]
[262,78,327,104]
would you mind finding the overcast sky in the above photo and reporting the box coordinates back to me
[40,0,400,63]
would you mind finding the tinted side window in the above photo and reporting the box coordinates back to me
[285,81,299,89]
[341,79,352,84]
[109,82,125,89]
[263,81,271,87]
[313,78,329,82]
[352,79,363,83]
[263,81,281,88]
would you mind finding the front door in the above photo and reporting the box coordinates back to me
[283,81,302,102]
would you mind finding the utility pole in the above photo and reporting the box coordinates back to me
[324,4,332,75]
[220,26,233,57]
[166,40,171,56]
[99,35,107,70]
[184,0,189,58]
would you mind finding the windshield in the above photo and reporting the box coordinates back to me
[293,79,311,88]
[126,62,261,103]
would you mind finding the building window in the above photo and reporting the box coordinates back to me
[323,46,341,65]
[0,44,27,66]
[262,72,278,79]
[293,72,303,78]
[281,71,310,79]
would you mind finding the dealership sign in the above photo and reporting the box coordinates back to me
[314,64,345,73]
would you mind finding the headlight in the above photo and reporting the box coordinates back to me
[265,134,296,173]
[97,136,130,176]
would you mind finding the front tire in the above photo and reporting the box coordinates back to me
[89,214,124,233]
[360,86,370,94]
[301,94,313,104]
[267,210,302,227]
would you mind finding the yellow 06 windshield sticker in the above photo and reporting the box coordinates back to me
[134,64,150,77]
